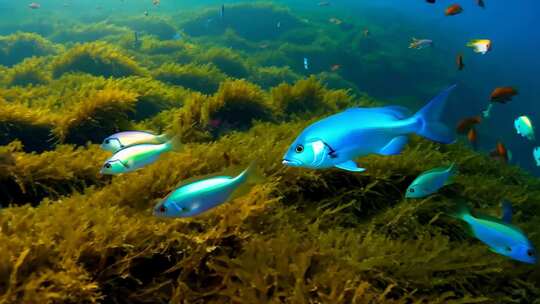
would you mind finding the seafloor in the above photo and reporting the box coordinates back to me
[0,3,539,304]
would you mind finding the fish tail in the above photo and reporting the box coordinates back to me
[235,161,264,185]
[450,200,472,222]
[164,134,183,152]
[156,133,170,143]
[412,85,457,144]
[445,163,458,185]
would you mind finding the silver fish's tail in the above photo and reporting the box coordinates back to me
[411,85,457,144]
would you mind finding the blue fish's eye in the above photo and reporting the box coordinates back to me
[104,139,110,144]
[159,205,167,213]
[295,145,304,153]
[527,249,534,256]
[104,163,111,168]
[409,188,415,193]
[505,246,512,252]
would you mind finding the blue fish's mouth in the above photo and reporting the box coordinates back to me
[282,159,301,166]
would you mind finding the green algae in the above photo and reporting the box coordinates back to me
[0,5,539,304]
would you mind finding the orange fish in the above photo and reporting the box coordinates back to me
[445,4,463,16]
[456,116,482,134]
[331,64,341,71]
[490,141,509,163]
[467,127,478,149]
[456,54,464,70]
[490,87,518,103]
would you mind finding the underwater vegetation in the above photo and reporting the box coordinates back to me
[0,3,539,303]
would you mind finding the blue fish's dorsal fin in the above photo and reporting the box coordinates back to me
[335,160,365,172]
[501,200,513,223]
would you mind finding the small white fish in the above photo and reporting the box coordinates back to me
[514,116,535,141]
[277,21,281,28]
[303,57,309,70]
[409,38,433,50]
[467,39,491,55]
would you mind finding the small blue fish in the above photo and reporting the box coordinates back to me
[454,201,537,264]
[533,147,540,166]
[101,131,169,153]
[153,166,254,218]
[172,32,182,41]
[303,57,309,70]
[282,85,456,172]
[406,163,456,198]
[220,4,224,20]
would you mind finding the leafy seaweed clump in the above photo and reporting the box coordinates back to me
[0,99,55,152]
[198,47,250,79]
[0,32,59,66]
[249,65,300,89]
[49,22,131,43]
[52,88,139,145]
[153,63,227,94]
[111,17,177,40]
[2,57,51,87]
[272,76,354,118]
[51,42,144,78]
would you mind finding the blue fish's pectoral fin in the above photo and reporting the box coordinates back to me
[120,160,130,168]
[335,160,365,172]
[501,200,513,223]
[379,136,409,155]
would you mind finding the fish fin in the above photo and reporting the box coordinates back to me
[156,133,170,143]
[379,136,409,155]
[444,163,458,185]
[335,160,365,172]
[413,85,457,144]
[164,134,183,152]
[230,162,265,200]
[501,200,513,223]
[450,200,472,222]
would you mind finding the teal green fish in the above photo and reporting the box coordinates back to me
[101,131,169,153]
[454,201,536,264]
[153,165,255,218]
[406,163,456,198]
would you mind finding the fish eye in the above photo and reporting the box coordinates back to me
[104,163,112,169]
[505,246,512,252]
[104,139,110,144]
[159,205,167,213]
[527,249,534,257]
[295,144,304,153]
[409,188,415,193]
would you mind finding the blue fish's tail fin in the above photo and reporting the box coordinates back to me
[450,200,472,223]
[412,85,457,144]
[231,161,265,199]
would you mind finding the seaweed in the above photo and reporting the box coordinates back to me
[111,17,177,40]
[0,32,59,67]
[2,57,51,87]
[49,22,131,44]
[249,66,300,89]
[51,42,144,78]
[271,76,354,119]
[153,63,227,94]
[198,47,250,79]
[52,88,139,145]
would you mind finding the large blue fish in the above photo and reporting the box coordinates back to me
[282,85,457,172]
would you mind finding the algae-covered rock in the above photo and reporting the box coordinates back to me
[0,32,59,67]
[111,17,177,40]
[51,42,144,78]
[249,65,300,89]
